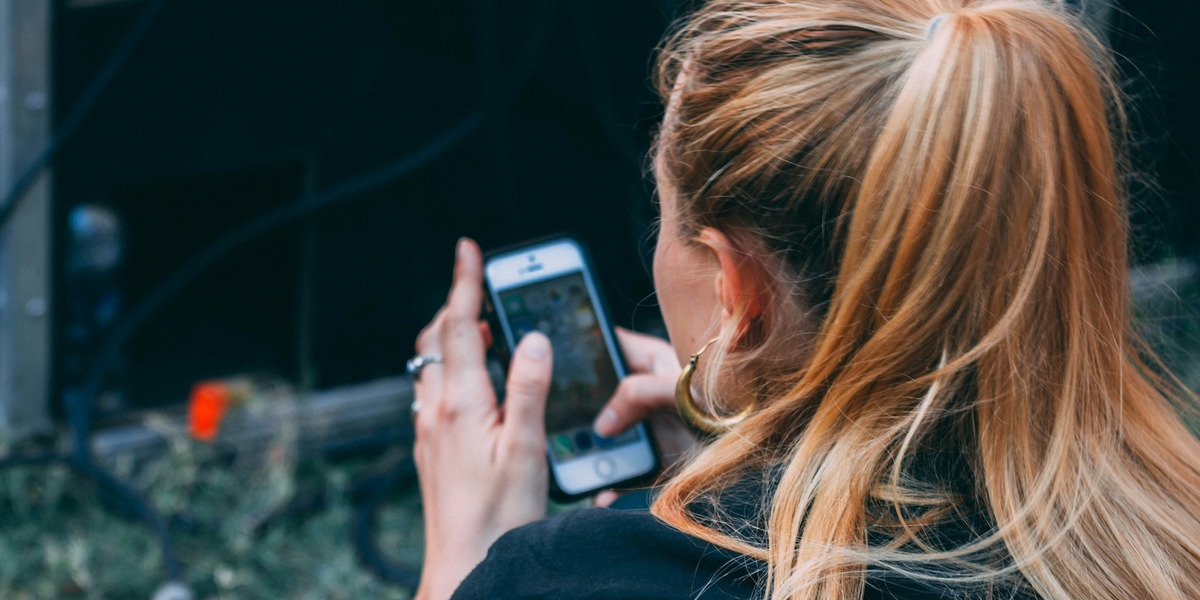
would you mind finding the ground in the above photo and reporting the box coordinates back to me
[0,435,424,600]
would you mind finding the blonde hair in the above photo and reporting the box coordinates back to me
[649,1,1200,599]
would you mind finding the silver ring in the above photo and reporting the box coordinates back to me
[406,354,443,379]
[410,400,423,416]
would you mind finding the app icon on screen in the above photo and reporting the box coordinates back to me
[574,306,596,329]
[596,428,638,448]
[510,317,534,338]
[504,296,526,315]
[551,434,575,461]
[574,429,595,452]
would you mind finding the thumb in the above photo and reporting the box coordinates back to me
[592,373,676,438]
[500,332,553,448]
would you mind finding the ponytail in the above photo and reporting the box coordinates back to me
[651,2,1200,599]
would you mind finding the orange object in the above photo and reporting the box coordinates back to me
[188,381,232,441]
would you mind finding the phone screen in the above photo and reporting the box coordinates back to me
[497,272,641,462]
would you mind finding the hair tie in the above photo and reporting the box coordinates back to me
[925,13,951,42]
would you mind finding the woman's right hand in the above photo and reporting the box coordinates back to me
[591,327,697,506]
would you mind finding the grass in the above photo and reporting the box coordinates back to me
[0,427,422,600]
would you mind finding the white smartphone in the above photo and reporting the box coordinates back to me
[484,236,659,500]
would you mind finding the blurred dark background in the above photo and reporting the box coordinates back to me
[49,0,675,418]
[39,0,1200,420]
[0,1,1194,596]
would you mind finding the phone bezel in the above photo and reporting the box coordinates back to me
[483,236,660,501]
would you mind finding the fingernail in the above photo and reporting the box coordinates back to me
[593,408,618,437]
[594,490,619,508]
[456,237,470,260]
[521,332,550,360]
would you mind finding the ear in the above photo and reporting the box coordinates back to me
[695,228,764,337]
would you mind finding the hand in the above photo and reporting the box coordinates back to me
[591,328,698,507]
[412,238,553,600]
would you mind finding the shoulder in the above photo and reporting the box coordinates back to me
[451,508,763,600]
[865,571,1036,600]
[452,507,1034,600]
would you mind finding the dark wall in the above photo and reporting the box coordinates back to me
[1108,0,1200,263]
[52,0,673,412]
[48,0,1199,414]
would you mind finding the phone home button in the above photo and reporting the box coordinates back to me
[593,456,617,480]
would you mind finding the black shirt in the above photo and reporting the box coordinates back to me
[452,505,1031,600]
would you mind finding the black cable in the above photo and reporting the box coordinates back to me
[72,454,180,581]
[0,0,183,586]
[0,0,551,591]
[0,451,181,581]
[45,0,554,590]
[74,0,556,414]
[36,113,482,586]
[72,111,484,446]
[0,0,169,229]
[351,455,422,588]
[1,0,463,588]
[5,55,481,600]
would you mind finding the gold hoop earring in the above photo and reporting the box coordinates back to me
[675,337,756,434]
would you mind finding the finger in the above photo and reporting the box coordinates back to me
[499,332,553,456]
[594,490,620,508]
[416,308,446,355]
[592,373,676,438]
[445,238,484,322]
[413,309,447,406]
[615,327,680,375]
[479,320,493,350]
[441,239,489,389]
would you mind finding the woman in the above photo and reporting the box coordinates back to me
[409,0,1200,598]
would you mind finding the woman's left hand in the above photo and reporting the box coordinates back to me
[411,238,553,600]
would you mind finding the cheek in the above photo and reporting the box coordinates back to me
[653,237,685,362]
[653,231,713,364]
[652,232,675,328]
[652,208,683,309]
[652,232,668,294]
